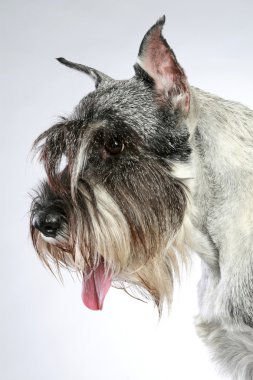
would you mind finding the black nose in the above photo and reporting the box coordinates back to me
[33,213,62,238]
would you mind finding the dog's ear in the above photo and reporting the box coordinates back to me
[134,16,190,114]
[57,57,112,88]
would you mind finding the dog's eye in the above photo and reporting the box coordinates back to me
[104,138,124,155]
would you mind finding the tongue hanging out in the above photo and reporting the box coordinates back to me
[81,260,111,310]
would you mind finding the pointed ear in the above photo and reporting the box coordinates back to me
[135,16,190,114]
[56,57,112,88]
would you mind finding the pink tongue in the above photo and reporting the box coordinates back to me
[81,261,111,311]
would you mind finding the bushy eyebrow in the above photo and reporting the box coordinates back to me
[33,119,86,183]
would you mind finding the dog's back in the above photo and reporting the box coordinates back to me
[192,87,253,378]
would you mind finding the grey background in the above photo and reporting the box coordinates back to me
[1,1,252,379]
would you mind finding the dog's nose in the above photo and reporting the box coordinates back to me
[33,213,62,238]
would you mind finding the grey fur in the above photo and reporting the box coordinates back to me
[191,88,253,378]
[30,16,253,379]
[57,57,112,87]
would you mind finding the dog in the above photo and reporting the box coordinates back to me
[30,16,253,379]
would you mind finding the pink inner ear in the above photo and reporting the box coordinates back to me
[143,33,176,92]
[139,26,190,113]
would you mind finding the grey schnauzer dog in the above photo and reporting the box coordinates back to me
[30,16,253,379]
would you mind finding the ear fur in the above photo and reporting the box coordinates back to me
[57,57,112,88]
[135,16,190,114]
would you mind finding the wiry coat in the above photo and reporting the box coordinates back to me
[30,16,253,379]
[192,88,253,378]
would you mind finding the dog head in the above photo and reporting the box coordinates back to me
[30,16,192,312]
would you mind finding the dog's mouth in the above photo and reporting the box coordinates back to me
[81,259,112,311]
[35,223,111,310]
[33,218,112,310]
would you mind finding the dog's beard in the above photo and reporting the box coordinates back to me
[31,160,189,312]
